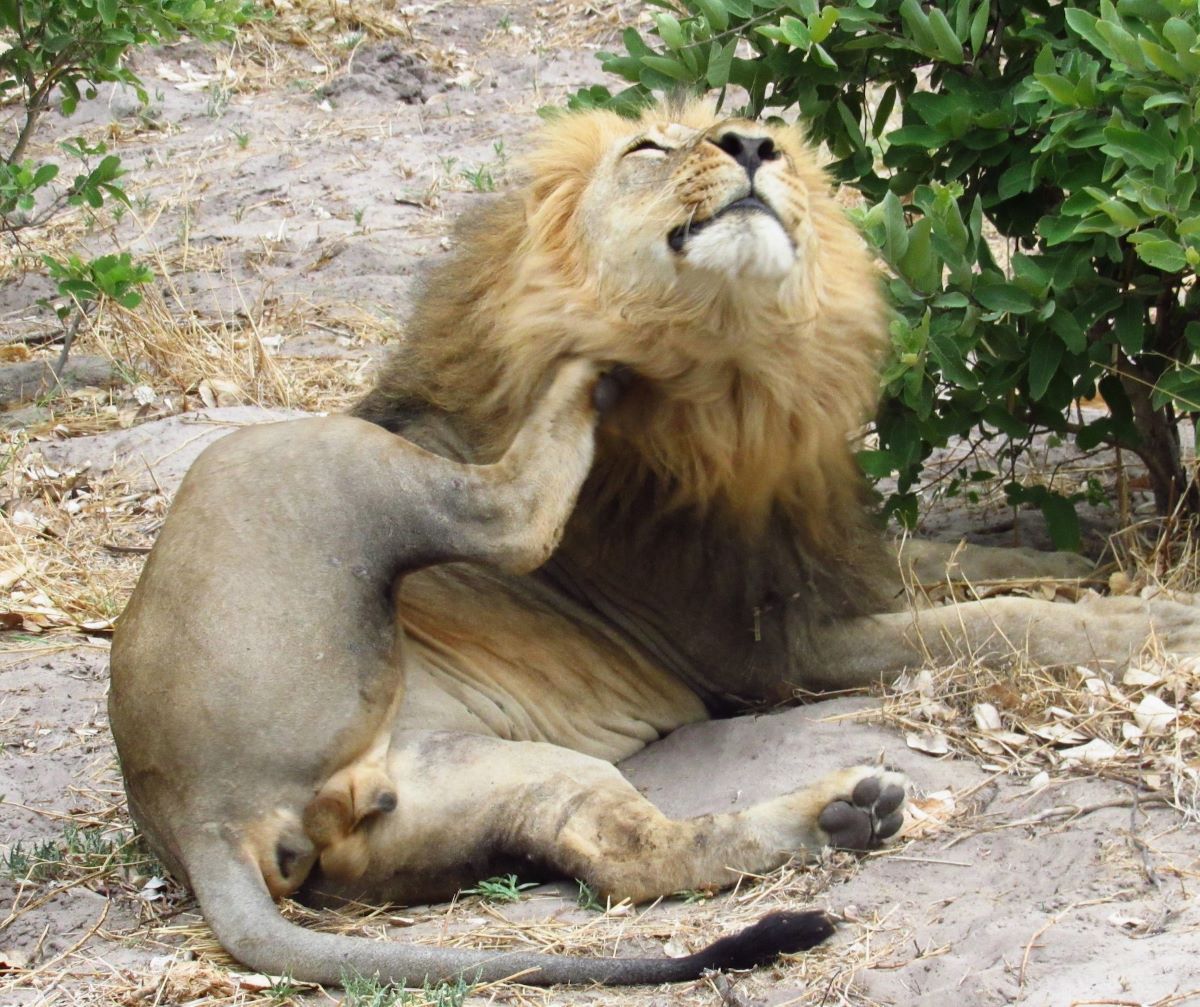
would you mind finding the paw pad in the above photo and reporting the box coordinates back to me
[817,771,906,851]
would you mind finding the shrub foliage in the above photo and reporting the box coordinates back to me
[575,0,1200,547]
[0,1,256,364]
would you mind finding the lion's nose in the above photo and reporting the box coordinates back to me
[713,132,779,179]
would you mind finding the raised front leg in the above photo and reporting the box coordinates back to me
[807,593,1200,689]
[300,731,907,907]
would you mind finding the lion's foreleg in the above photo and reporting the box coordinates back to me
[807,593,1200,688]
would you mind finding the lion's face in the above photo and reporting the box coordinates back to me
[577,114,809,292]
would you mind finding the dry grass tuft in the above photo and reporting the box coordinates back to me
[883,633,1200,820]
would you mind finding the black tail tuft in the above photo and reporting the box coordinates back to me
[687,910,835,973]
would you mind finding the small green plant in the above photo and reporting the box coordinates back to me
[574,0,1200,545]
[575,879,604,912]
[3,838,60,881]
[341,973,474,1007]
[232,129,251,150]
[205,81,233,118]
[3,824,154,882]
[675,888,714,904]
[354,206,367,228]
[266,972,302,1004]
[459,165,496,192]
[460,873,536,903]
[0,0,257,372]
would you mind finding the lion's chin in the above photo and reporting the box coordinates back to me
[676,214,796,281]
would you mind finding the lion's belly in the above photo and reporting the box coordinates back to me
[391,565,708,763]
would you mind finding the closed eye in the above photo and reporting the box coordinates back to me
[623,138,670,156]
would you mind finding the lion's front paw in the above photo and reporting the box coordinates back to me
[814,766,907,851]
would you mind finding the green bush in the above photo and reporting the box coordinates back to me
[573,0,1200,548]
[0,0,257,370]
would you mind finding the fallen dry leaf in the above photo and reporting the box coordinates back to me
[1134,694,1178,735]
[906,730,950,756]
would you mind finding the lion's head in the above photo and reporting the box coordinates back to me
[356,103,887,549]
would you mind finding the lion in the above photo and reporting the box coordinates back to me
[110,102,1200,989]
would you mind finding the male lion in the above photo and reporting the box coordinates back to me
[111,103,1200,988]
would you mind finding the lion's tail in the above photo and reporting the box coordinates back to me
[181,825,834,987]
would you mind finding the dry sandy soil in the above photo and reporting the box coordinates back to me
[2,2,1200,1005]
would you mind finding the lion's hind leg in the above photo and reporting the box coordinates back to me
[303,731,907,908]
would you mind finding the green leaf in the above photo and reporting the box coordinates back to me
[888,125,945,147]
[1163,17,1197,55]
[780,15,812,47]
[1040,493,1082,552]
[1101,127,1173,170]
[997,160,1033,200]
[897,218,939,293]
[925,7,964,63]
[872,84,897,138]
[1152,368,1200,412]
[857,449,897,478]
[653,12,686,51]
[98,0,119,24]
[1143,93,1186,110]
[969,0,989,55]
[809,6,839,44]
[974,279,1036,314]
[639,55,695,82]
[1137,38,1185,80]
[1035,73,1078,106]
[1050,309,1086,353]
[706,39,735,88]
[622,28,654,58]
[811,41,838,67]
[1113,300,1145,354]
[1085,192,1140,230]
[898,0,937,53]
[1132,238,1187,273]
[1028,330,1064,401]
[694,0,730,33]
[32,163,59,187]
[1064,8,1106,51]
[1095,18,1146,69]
[880,190,909,264]
[836,99,865,152]
[929,327,978,388]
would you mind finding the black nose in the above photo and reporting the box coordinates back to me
[714,131,779,179]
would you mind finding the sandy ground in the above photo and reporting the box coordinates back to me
[3,2,1200,1005]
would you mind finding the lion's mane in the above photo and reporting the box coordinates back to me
[354,103,887,564]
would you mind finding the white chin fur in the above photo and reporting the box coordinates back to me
[681,215,795,280]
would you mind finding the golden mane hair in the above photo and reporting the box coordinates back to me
[354,103,889,553]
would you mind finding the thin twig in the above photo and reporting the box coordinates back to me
[51,309,86,381]
[1127,786,1162,890]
